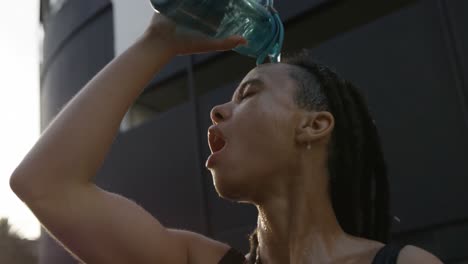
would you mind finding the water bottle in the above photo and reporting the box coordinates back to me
[149,0,284,64]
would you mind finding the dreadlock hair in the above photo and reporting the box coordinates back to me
[246,51,391,264]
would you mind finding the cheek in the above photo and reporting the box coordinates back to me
[231,103,292,171]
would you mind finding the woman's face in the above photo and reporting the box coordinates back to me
[207,63,302,201]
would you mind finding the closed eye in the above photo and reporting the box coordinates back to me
[238,85,257,102]
[240,91,255,101]
[233,78,265,102]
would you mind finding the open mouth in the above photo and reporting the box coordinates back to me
[208,127,226,154]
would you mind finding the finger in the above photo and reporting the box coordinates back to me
[179,35,248,55]
[206,35,248,51]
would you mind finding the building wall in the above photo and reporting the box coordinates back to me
[39,0,468,263]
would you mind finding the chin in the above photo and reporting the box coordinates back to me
[211,171,250,202]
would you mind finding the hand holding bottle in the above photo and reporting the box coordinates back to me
[149,0,284,64]
[144,13,247,57]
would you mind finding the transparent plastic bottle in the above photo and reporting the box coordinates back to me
[150,0,283,64]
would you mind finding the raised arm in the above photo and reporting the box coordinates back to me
[10,14,246,264]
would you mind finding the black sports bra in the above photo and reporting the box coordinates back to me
[218,244,404,264]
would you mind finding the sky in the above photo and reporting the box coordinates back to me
[0,1,41,239]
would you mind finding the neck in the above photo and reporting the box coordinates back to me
[254,152,348,264]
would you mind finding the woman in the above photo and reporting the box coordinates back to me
[10,13,441,264]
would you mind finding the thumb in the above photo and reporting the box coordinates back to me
[219,35,248,50]
[199,35,248,53]
[177,34,248,55]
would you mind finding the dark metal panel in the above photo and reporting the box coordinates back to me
[392,220,468,262]
[311,1,468,232]
[146,56,190,89]
[436,221,468,262]
[213,225,256,254]
[95,103,207,232]
[445,0,468,125]
[447,0,468,80]
[42,0,111,75]
[275,0,330,20]
[41,9,114,129]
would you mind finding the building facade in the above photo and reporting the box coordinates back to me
[39,0,468,263]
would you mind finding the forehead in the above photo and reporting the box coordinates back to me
[237,63,295,93]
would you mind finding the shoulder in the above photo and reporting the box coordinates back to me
[396,245,443,264]
[169,229,231,264]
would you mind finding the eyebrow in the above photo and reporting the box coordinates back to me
[232,78,265,101]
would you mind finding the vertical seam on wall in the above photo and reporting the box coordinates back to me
[187,55,212,236]
[437,0,468,130]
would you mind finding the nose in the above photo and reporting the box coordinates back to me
[210,103,231,125]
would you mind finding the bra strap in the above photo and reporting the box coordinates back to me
[218,248,246,264]
[372,244,405,264]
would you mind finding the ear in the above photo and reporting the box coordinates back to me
[295,111,334,145]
